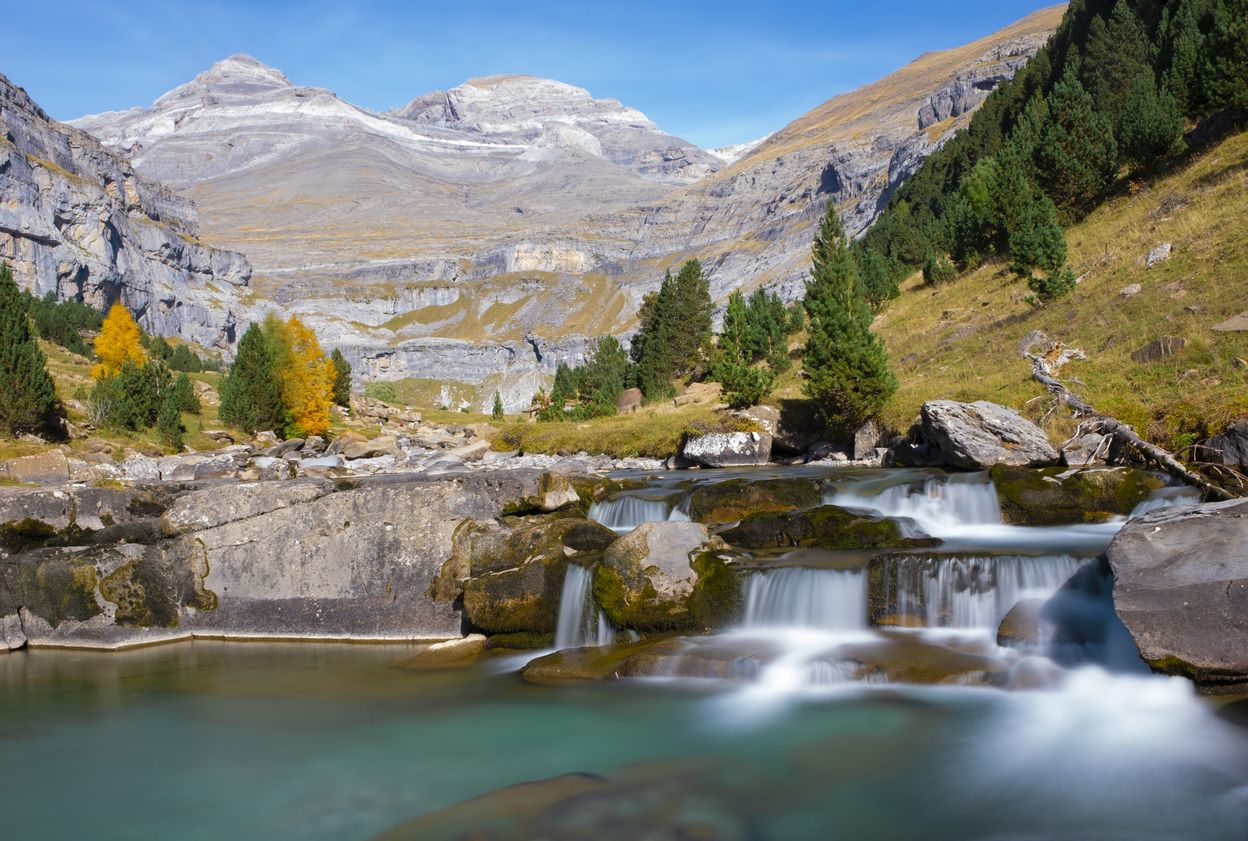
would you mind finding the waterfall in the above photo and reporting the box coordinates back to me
[877,554,1087,629]
[588,493,690,533]
[1130,486,1202,517]
[823,472,1002,536]
[742,568,868,630]
[554,564,615,649]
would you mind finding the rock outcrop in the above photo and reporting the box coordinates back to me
[0,72,251,349]
[1107,499,1248,690]
[681,431,772,468]
[0,471,585,648]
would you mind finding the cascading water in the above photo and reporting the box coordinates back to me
[1130,486,1202,516]
[554,565,615,649]
[877,553,1086,629]
[743,568,868,630]
[823,472,1002,535]
[588,492,690,532]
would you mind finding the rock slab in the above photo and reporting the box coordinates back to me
[1107,498,1248,690]
[910,400,1058,470]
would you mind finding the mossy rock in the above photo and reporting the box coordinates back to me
[722,505,940,551]
[500,472,588,517]
[521,637,670,683]
[98,546,181,628]
[990,465,1164,525]
[463,560,569,634]
[0,548,103,626]
[685,477,821,525]
[484,631,556,650]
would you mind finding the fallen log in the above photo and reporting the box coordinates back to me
[1022,341,1234,501]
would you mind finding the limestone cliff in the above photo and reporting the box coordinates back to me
[0,72,251,349]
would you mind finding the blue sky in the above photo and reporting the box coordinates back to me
[5,1,1054,149]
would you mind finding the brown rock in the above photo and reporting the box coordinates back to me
[0,450,69,485]
[1130,335,1187,363]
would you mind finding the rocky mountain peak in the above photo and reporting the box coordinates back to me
[154,53,293,107]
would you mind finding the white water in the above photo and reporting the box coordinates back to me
[823,472,1002,535]
[743,568,868,630]
[1130,485,1202,516]
[588,493,690,532]
[554,564,615,649]
[879,553,1087,629]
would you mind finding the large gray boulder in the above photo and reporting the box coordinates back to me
[1107,498,1248,690]
[909,400,1058,470]
[1197,421,1248,474]
[681,431,772,468]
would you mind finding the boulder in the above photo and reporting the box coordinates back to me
[1212,311,1248,333]
[681,431,772,467]
[615,387,642,414]
[996,598,1045,649]
[722,504,939,551]
[989,465,1164,525]
[397,634,487,668]
[905,400,1058,470]
[1196,421,1248,473]
[447,517,618,634]
[239,456,293,482]
[448,439,492,462]
[686,477,821,525]
[593,521,742,631]
[1145,242,1172,267]
[342,435,398,460]
[262,438,304,458]
[852,421,881,461]
[1131,335,1187,363]
[1107,499,1248,690]
[0,450,69,485]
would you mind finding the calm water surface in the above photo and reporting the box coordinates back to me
[2,641,1247,841]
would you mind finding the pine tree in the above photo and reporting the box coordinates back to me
[718,291,750,363]
[219,322,284,434]
[1202,0,1248,111]
[1009,193,1068,278]
[0,264,59,436]
[669,259,713,371]
[491,391,504,420]
[330,349,352,407]
[1037,70,1119,213]
[157,389,184,451]
[1082,1,1152,124]
[922,250,956,285]
[631,271,679,400]
[1119,71,1184,169]
[170,372,201,414]
[801,203,897,434]
[576,335,630,416]
[1160,1,1204,113]
[92,302,147,380]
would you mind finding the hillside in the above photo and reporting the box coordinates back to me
[872,128,1248,449]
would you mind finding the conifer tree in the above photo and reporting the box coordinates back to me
[279,316,334,438]
[157,389,184,451]
[330,349,352,407]
[1037,70,1119,213]
[712,291,775,409]
[801,203,896,433]
[491,391,504,420]
[219,322,284,434]
[0,264,59,436]
[631,271,679,400]
[1009,194,1068,279]
[93,302,147,380]
[1202,0,1248,111]
[170,372,201,414]
[576,335,630,416]
[1119,71,1184,169]
[1082,1,1152,124]
[668,259,714,369]
[922,250,956,285]
[1160,2,1204,113]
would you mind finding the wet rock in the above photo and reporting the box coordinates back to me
[1,611,25,651]
[443,516,618,634]
[904,400,1058,470]
[685,477,821,525]
[681,431,772,468]
[593,521,741,631]
[990,465,1163,525]
[1131,335,1187,363]
[996,598,1045,648]
[397,634,487,668]
[0,450,69,485]
[1196,421,1248,474]
[722,504,939,551]
[1108,499,1248,690]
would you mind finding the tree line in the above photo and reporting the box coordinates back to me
[862,0,1248,302]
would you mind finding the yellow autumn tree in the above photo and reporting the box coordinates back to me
[275,315,333,437]
[92,302,147,380]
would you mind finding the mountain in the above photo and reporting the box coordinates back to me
[62,7,1061,408]
[0,72,251,349]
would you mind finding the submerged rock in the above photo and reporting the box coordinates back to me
[990,465,1163,525]
[685,477,821,525]
[721,504,939,551]
[1108,499,1248,690]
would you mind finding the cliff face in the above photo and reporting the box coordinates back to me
[0,73,251,349]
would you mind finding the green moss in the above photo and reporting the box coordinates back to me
[100,560,151,626]
[0,518,57,552]
[687,477,822,525]
[688,551,743,630]
[990,465,1164,525]
[723,505,941,551]
[485,631,556,650]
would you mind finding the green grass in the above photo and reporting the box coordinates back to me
[495,404,724,459]
[871,130,1248,450]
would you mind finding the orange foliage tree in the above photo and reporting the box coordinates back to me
[274,315,334,437]
[92,302,147,380]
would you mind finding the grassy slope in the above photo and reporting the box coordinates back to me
[872,130,1248,449]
